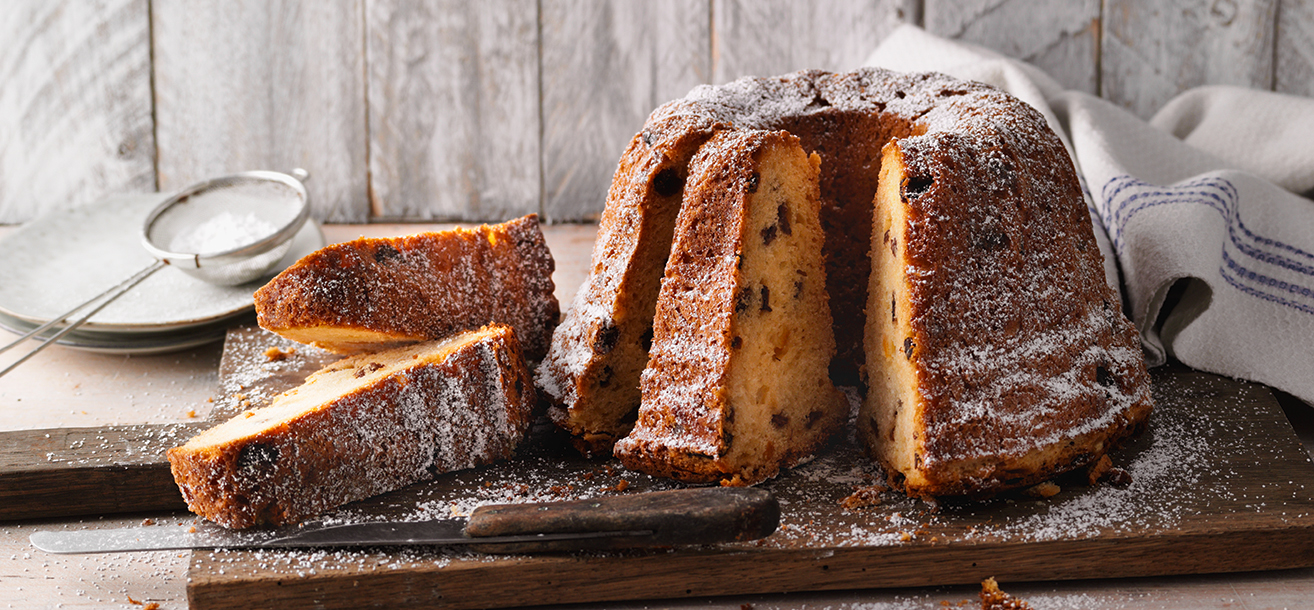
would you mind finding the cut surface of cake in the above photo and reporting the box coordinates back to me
[536,115,719,456]
[860,94,1153,497]
[255,215,558,359]
[612,130,847,486]
[168,324,535,528]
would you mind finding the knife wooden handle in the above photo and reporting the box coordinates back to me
[466,487,779,550]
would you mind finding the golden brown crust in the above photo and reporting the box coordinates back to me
[255,215,558,359]
[167,325,536,529]
[980,577,1032,610]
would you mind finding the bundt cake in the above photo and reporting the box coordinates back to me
[542,67,1152,496]
[168,324,536,528]
[255,215,558,359]
[612,130,848,486]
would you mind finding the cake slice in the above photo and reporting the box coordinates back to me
[613,130,847,486]
[536,113,719,456]
[168,324,535,528]
[861,126,1153,497]
[255,215,558,359]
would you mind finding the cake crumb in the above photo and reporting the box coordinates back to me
[1086,454,1113,485]
[141,518,155,526]
[1104,467,1134,488]
[1023,481,1060,498]
[265,346,297,361]
[126,595,160,609]
[839,483,888,509]
[601,479,630,493]
[186,409,197,418]
[980,577,1031,609]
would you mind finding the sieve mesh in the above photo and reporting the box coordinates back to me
[145,177,301,256]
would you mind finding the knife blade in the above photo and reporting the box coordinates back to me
[31,486,779,554]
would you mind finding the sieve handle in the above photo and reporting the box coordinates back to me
[0,260,166,378]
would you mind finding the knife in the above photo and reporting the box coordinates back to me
[30,487,779,554]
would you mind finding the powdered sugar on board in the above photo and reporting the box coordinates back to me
[765,371,1309,549]
[185,329,1314,599]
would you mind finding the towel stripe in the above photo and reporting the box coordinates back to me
[1100,174,1314,316]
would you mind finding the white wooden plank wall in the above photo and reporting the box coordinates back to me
[1276,0,1314,97]
[367,0,540,221]
[541,0,710,221]
[1103,0,1277,120]
[0,0,155,221]
[711,0,915,84]
[1,0,1310,225]
[153,0,369,222]
[923,0,1100,94]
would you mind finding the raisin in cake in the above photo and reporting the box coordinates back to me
[168,324,535,528]
[256,215,558,359]
[612,130,847,486]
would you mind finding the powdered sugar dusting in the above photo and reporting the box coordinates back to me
[920,309,1152,465]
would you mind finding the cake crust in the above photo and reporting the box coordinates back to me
[256,215,558,359]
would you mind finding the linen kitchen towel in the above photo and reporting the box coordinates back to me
[866,25,1314,405]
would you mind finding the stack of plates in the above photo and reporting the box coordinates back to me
[0,194,324,354]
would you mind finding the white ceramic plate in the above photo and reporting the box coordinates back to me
[0,193,324,334]
[0,308,237,355]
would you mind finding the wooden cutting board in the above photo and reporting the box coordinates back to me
[176,327,1314,609]
[0,324,302,520]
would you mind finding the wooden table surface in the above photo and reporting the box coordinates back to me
[3,222,1314,609]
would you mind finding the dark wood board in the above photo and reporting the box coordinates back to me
[0,324,289,520]
[182,327,1314,609]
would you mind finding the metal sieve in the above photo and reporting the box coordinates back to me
[0,169,311,377]
[142,169,310,285]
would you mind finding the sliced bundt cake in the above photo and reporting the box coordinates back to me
[613,130,847,486]
[536,115,719,456]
